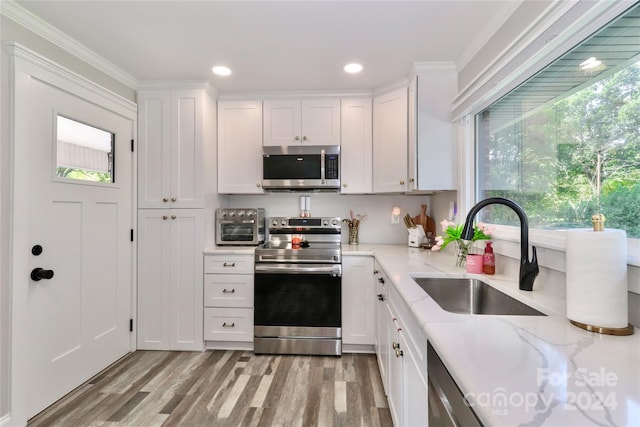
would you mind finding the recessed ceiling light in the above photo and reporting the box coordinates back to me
[579,57,602,70]
[212,66,232,76]
[344,63,363,74]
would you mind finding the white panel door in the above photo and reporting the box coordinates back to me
[263,100,301,146]
[342,256,375,345]
[26,78,133,418]
[301,99,341,145]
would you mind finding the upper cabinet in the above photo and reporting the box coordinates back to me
[341,98,373,194]
[408,65,458,192]
[263,99,341,146]
[217,100,264,194]
[138,89,204,208]
[373,87,408,193]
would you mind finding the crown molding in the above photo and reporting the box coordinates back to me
[218,89,373,101]
[1,0,139,90]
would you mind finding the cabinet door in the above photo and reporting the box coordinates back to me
[217,101,264,193]
[373,87,408,193]
[405,346,428,427]
[137,209,172,349]
[387,305,404,427]
[301,99,340,145]
[263,100,301,146]
[341,98,372,193]
[342,256,375,345]
[169,209,204,351]
[138,91,171,208]
[137,209,204,351]
[170,90,204,208]
[375,267,390,394]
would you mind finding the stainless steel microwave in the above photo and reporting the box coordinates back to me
[215,208,265,246]
[262,145,340,191]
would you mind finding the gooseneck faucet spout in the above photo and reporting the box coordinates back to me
[461,197,539,291]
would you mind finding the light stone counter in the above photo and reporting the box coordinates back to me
[203,246,256,255]
[343,244,640,426]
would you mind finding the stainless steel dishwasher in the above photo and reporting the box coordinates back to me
[428,342,483,426]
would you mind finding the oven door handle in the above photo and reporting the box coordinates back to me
[255,264,342,276]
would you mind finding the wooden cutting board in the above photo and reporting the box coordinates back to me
[413,204,436,235]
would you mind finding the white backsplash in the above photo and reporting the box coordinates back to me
[227,193,433,245]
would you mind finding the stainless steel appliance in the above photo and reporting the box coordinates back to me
[254,216,342,355]
[215,208,265,246]
[428,342,483,426]
[262,145,340,191]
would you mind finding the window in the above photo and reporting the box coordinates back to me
[56,115,115,183]
[476,5,640,238]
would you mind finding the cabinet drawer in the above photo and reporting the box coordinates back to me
[204,255,254,274]
[204,274,254,308]
[204,308,253,342]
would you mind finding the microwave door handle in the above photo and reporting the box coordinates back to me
[320,148,326,184]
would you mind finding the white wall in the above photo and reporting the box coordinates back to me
[227,193,433,245]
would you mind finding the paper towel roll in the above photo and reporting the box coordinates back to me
[566,229,628,328]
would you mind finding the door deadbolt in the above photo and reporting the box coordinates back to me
[32,245,43,256]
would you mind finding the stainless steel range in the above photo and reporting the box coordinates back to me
[254,217,342,356]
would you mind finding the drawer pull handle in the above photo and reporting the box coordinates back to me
[222,288,236,293]
[222,322,235,327]
[223,262,236,267]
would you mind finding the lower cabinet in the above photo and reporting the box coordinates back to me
[137,209,204,351]
[203,254,254,349]
[375,261,428,427]
[342,256,375,347]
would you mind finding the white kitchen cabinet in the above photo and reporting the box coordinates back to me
[340,98,373,194]
[342,256,375,348]
[374,260,428,426]
[138,89,205,208]
[374,263,391,395]
[263,99,340,146]
[373,87,409,193]
[204,254,254,348]
[408,65,458,192]
[137,209,204,351]
[217,100,264,194]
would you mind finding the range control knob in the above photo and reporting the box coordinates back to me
[281,220,287,226]
[238,210,245,217]
[220,210,227,217]
[228,210,236,217]
[323,219,329,226]
[246,210,254,217]
[331,219,339,226]
[272,219,279,227]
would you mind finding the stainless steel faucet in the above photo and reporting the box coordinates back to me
[461,197,539,291]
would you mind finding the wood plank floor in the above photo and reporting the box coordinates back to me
[28,350,393,427]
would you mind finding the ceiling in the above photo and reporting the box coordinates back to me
[13,0,515,93]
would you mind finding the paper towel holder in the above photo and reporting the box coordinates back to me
[569,319,634,336]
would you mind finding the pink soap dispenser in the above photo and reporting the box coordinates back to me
[483,241,495,275]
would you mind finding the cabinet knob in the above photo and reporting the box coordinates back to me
[222,322,235,328]
[163,198,168,203]
[395,349,404,358]
[392,341,400,350]
[162,215,168,220]
[257,183,261,187]
[378,277,385,284]
[343,183,347,188]
[373,270,379,274]
[377,293,385,301]
[295,136,300,141]
[171,215,176,220]
[171,197,177,202]
[302,136,308,141]
[409,178,415,183]
[400,180,405,185]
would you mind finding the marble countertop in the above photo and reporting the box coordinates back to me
[343,244,640,426]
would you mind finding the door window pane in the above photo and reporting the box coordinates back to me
[56,115,115,183]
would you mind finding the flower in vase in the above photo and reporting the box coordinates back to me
[431,219,494,266]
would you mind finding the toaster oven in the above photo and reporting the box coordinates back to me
[215,208,265,246]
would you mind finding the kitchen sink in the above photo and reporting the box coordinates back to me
[413,277,546,316]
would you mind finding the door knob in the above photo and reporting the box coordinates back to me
[31,267,54,281]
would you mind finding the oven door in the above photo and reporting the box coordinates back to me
[254,263,341,329]
[216,220,258,245]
